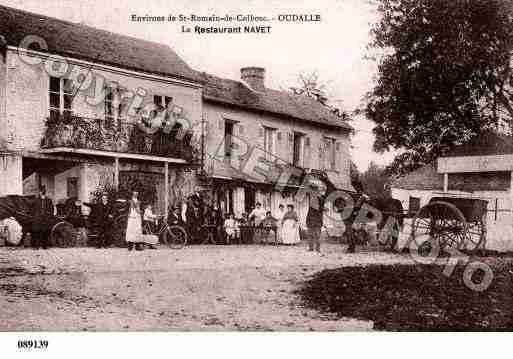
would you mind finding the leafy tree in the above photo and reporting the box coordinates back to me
[383,150,434,178]
[365,0,513,159]
[350,160,362,189]
[360,161,389,198]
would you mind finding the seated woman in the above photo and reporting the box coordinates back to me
[260,211,278,244]
[281,204,300,245]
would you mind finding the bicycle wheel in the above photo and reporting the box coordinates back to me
[163,225,187,249]
[50,221,75,247]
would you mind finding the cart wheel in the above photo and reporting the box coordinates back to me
[412,201,467,252]
[466,212,486,251]
[163,225,187,249]
[50,221,74,247]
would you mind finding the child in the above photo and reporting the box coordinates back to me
[143,204,158,235]
[223,213,238,244]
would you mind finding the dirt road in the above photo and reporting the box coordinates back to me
[0,244,414,331]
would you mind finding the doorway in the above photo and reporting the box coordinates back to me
[244,187,255,214]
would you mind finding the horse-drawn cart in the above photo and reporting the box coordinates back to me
[411,196,488,253]
[0,195,74,247]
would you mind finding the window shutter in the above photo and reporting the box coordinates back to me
[305,137,310,147]
[288,132,293,142]
[238,124,244,135]
[336,142,341,151]
[259,127,264,137]
[218,119,223,130]
[277,132,282,141]
[319,143,325,169]
[303,143,310,168]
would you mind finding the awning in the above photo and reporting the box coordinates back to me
[40,147,188,164]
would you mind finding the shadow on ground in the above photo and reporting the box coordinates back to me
[297,263,513,330]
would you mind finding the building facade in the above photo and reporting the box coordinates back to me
[198,69,353,226]
[0,5,353,227]
[0,5,203,217]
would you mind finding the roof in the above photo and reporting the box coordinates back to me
[442,132,513,157]
[0,5,200,83]
[392,162,510,192]
[392,163,443,191]
[196,71,352,131]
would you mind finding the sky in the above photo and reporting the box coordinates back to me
[1,0,399,171]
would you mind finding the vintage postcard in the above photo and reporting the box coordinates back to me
[0,0,512,354]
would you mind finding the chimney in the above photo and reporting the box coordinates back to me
[240,67,265,91]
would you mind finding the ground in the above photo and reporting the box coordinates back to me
[298,261,513,330]
[0,243,416,331]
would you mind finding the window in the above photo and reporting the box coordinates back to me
[67,177,78,198]
[105,87,128,128]
[49,76,73,120]
[409,196,421,214]
[323,137,337,170]
[105,86,115,126]
[224,120,235,160]
[153,95,173,109]
[263,126,276,161]
[293,132,304,167]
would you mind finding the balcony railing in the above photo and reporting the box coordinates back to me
[41,113,198,163]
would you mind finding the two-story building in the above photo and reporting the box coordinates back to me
[0,5,203,216]
[197,68,353,225]
[0,5,353,228]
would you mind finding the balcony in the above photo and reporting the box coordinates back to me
[41,113,199,163]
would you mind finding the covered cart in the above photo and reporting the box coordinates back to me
[0,195,74,247]
[411,196,488,252]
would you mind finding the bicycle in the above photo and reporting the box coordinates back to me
[143,215,188,249]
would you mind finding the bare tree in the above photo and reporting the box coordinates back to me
[290,71,351,121]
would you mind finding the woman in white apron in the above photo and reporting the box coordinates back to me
[281,204,300,245]
[126,191,143,251]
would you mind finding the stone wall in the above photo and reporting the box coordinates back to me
[0,154,22,196]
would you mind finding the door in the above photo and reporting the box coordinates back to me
[244,188,255,214]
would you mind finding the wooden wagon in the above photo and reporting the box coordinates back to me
[411,196,488,252]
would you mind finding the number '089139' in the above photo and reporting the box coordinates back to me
[17,340,48,349]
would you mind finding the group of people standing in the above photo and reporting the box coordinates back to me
[243,202,301,245]
[21,181,383,254]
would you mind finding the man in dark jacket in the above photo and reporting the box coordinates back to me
[32,187,54,249]
[85,194,114,248]
[344,183,370,253]
[306,195,325,253]
[168,206,184,227]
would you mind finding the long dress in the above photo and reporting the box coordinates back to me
[125,201,142,243]
[275,209,285,243]
[281,210,300,245]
